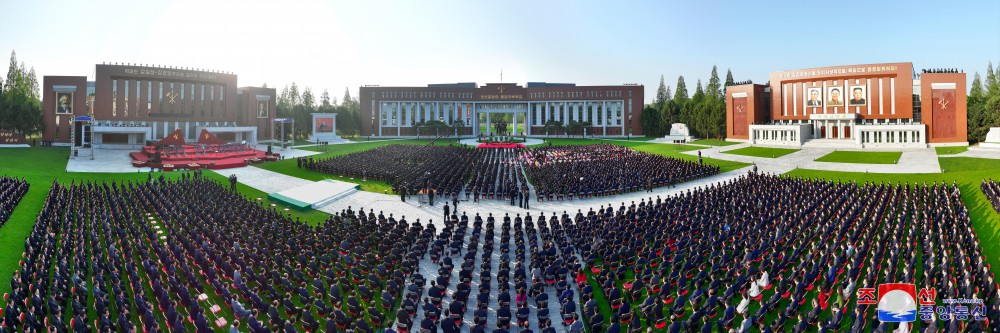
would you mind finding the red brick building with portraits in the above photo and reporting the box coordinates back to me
[725,62,967,148]
[42,64,274,147]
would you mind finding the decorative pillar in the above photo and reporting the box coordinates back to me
[512,112,518,136]
[485,111,491,136]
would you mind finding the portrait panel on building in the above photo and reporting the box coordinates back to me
[826,87,844,107]
[805,88,823,108]
[849,85,867,106]
[56,92,73,114]
[257,100,269,118]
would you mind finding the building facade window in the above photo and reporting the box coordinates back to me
[112,79,118,117]
[147,81,152,111]
[210,85,215,115]
[124,80,129,117]
[158,82,164,113]
[180,83,185,114]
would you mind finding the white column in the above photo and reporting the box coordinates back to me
[535,104,542,126]
[563,103,569,125]
[485,111,491,135]
[406,103,413,126]
[443,104,449,125]
[512,112,518,136]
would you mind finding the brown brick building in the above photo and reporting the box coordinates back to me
[359,82,644,137]
[42,64,274,147]
[725,62,967,148]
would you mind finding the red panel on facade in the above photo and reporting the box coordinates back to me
[733,97,748,137]
[931,89,956,139]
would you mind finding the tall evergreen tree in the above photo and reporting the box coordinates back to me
[301,87,316,109]
[26,67,38,99]
[725,69,735,87]
[342,87,355,105]
[707,66,722,99]
[320,89,331,107]
[693,79,705,102]
[674,76,689,100]
[0,50,43,135]
[5,50,17,87]
[655,75,669,105]
[970,73,984,100]
[986,62,999,96]
[277,85,292,112]
[288,82,300,106]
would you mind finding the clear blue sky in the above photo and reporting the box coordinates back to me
[2,0,998,102]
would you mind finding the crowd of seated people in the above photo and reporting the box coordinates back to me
[395,210,585,333]
[521,143,719,200]
[389,172,997,332]
[0,176,29,227]
[983,179,1000,213]
[305,143,720,205]
[2,170,997,332]
[466,148,530,205]
[303,144,478,200]
[567,174,995,332]
[1,175,434,332]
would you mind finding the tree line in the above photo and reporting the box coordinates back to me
[967,62,1000,143]
[640,65,730,139]
[276,83,362,139]
[0,50,43,136]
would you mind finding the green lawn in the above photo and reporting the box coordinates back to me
[936,146,969,155]
[786,157,1000,281]
[690,138,740,146]
[814,151,902,164]
[723,146,800,158]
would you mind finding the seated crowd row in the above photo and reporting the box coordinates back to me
[0,176,29,227]
[2,172,996,332]
[300,144,718,203]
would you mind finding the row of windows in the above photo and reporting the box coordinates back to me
[380,90,627,100]
[112,79,225,117]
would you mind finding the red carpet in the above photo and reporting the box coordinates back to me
[477,143,525,149]
[129,145,274,170]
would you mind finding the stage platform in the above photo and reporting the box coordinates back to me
[129,145,276,170]
[268,179,360,211]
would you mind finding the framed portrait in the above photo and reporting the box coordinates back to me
[826,87,844,107]
[804,88,823,108]
[56,92,73,114]
[256,101,269,118]
[315,117,333,133]
[848,85,867,106]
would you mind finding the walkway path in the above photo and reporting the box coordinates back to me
[942,146,1000,160]
[681,142,943,174]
